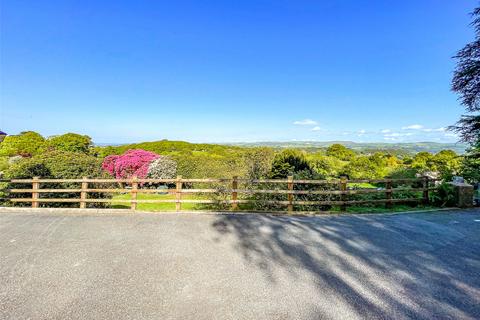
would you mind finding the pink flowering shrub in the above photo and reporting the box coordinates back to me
[102,149,160,179]
[101,155,117,176]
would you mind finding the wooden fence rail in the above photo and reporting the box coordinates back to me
[1,176,437,213]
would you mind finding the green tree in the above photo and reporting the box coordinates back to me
[45,133,92,154]
[0,131,45,157]
[326,144,356,161]
[450,5,480,143]
[243,147,275,179]
[410,152,435,171]
[343,153,399,179]
[6,150,110,208]
[269,149,313,178]
[6,150,105,179]
[308,154,345,178]
[432,150,462,180]
[461,142,480,182]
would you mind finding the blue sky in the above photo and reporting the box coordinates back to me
[0,0,476,144]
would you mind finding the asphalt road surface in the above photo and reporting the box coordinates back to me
[1,209,479,320]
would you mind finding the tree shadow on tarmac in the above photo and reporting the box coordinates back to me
[211,211,480,319]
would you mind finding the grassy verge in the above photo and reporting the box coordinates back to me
[343,204,438,214]
[109,193,437,214]
[111,193,202,211]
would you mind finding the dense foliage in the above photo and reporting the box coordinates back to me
[269,149,314,178]
[452,6,480,116]
[45,133,92,154]
[0,131,45,157]
[4,150,110,208]
[451,4,480,183]
[326,144,356,161]
[0,131,465,183]
[343,153,399,179]
[5,150,105,179]
[0,130,470,210]
[461,142,480,183]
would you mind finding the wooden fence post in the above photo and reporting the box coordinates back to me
[287,176,294,213]
[423,177,429,205]
[231,176,238,211]
[80,177,88,209]
[340,176,347,212]
[176,176,183,212]
[386,179,392,209]
[32,176,39,208]
[131,175,138,210]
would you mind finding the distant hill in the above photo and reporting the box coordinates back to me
[96,140,468,155]
[225,141,468,155]
[95,140,245,157]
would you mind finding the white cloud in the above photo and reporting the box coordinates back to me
[384,132,414,137]
[311,126,321,131]
[402,124,424,130]
[422,127,445,132]
[357,129,367,137]
[384,133,401,137]
[381,129,391,133]
[293,119,317,126]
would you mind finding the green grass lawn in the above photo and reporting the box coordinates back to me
[347,182,377,189]
[110,193,202,211]
[343,204,438,213]
[108,192,435,214]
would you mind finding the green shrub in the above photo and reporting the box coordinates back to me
[174,153,247,179]
[431,183,456,207]
[326,144,356,161]
[0,156,9,175]
[5,150,111,208]
[308,154,345,178]
[45,133,93,154]
[461,143,480,183]
[0,131,45,157]
[6,150,105,179]
[243,147,275,179]
[269,149,313,178]
[388,167,417,179]
[432,150,461,180]
[344,153,398,179]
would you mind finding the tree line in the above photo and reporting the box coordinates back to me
[0,131,467,183]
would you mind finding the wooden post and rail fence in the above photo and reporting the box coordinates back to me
[0,176,437,213]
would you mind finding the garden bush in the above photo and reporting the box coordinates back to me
[6,150,105,179]
[5,150,110,208]
[102,149,160,179]
[269,149,313,178]
[45,133,93,154]
[461,142,480,183]
[326,144,356,161]
[431,183,456,207]
[147,156,177,179]
[0,131,45,157]
[0,156,9,175]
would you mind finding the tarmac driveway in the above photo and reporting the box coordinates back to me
[1,209,479,319]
